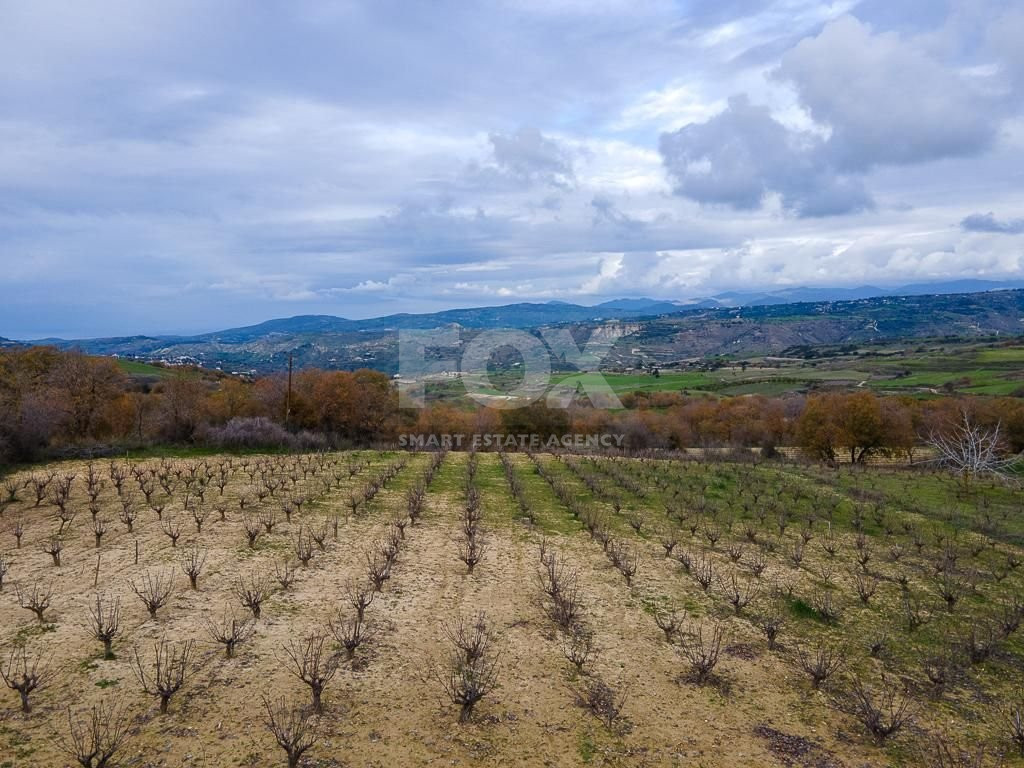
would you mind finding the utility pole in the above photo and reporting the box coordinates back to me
[285,352,293,428]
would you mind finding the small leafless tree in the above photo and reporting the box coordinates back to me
[848,673,914,743]
[180,544,207,590]
[433,627,500,722]
[0,552,9,591]
[962,622,1000,664]
[366,549,392,591]
[811,590,842,624]
[41,534,64,566]
[262,695,320,768]
[679,621,724,684]
[537,552,583,629]
[345,579,375,621]
[654,606,684,641]
[31,473,51,506]
[660,529,678,557]
[258,509,277,534]
[278,632,340,713]
[693,554,714,592]
[1,646,54,712]
[90,517,107,549]
[118,502,137,533]
[12,516,25,548]
[935,737,1003,768]
[903,592,930,633]
[580,677,629,731]
[937,571,966,613]
[928,412,1021,491]
[234,571,272,619]
[190,504,208,533]
[561,623,596,672]
[758,604,785,650]
[130,569,175,619]
[922,653,951,691]
[242,514,262,548]
[204,610,255,658]
[797,639,846,689]
[294,528,314,567]
[131,638,195,714]
[855,572,879,605]
[609,541,640,586]
[1009,697,1024,756]
[274,558,297,590]
[457,531,487,574]
[442,612,493,664]
[748,549,768,578]
[88,594,122,660]
[391,513,409,539]
[310,520,330,551]
[726,542,745,563]
[160,515,182,547]
[328,613,374,660]
[727,571,759,615]
[54,698,133,768]
[347,492,361,518]
[17,580,54,622]
[820,529,839,557]
[1,478,21,506]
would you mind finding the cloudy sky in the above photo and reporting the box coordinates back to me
[2,0,1023,338]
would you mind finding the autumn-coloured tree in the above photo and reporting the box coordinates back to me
[48,351,126,441]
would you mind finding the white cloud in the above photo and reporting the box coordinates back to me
[0,1,1022,338]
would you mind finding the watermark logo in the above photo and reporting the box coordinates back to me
[397,327,623,409]
[398,433,626,449]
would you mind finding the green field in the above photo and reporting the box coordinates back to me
[417,339,1024,405]
[116,359,176,378]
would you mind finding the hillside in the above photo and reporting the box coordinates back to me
[18,289,1024,375]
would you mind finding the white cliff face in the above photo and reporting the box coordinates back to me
[590,322,642,341]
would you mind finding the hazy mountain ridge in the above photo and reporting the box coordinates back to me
[14,286,1024,375]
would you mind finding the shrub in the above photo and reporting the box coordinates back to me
[203,417,295,450]
[55,698,133,768]
[262,695,320,768]
[278,633,340,714]
[560,623,597,672]
[848,673,914,743]
[796,639,845,689]
[130,638,194,714]
[679,621,724,684]
[434,612,500,723]
[1,645,54,712]
[580,678,629,731]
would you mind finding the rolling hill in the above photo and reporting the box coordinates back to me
[15,287,1024,375]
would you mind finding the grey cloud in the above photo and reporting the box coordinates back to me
[960,212,1024,234]
[659,95,873,217]
[661,11,1018,218]
[776,15,995,169]
[1,1,1023,338]
[590,196,645,230]
[488,128,575,189]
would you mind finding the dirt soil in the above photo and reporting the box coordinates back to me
[0,452,947,766]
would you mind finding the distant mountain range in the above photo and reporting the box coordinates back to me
[625,279,1024,310]
[10,281,1024,374]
